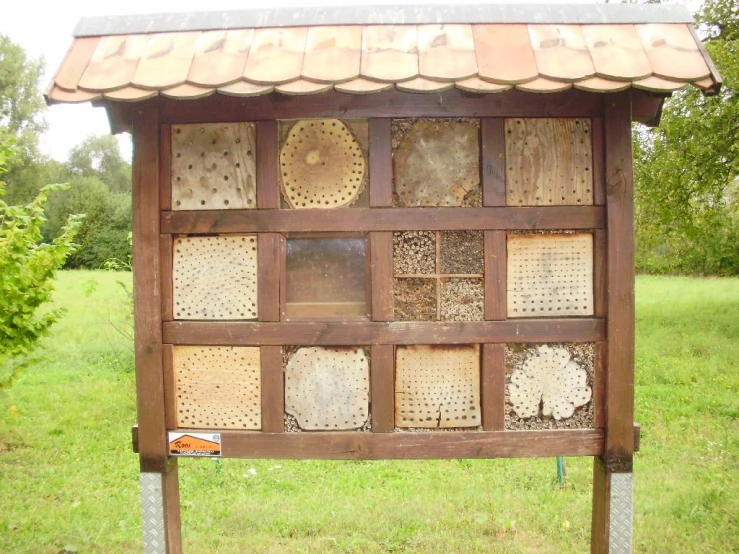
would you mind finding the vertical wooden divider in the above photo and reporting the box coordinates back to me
[162,344,176,429]
[481,118,506,207]
[371,345,395,432]
[369,118,393,207]
[594,229,608,318]
[593,341,606,429]
[160,234,173,322]
[481,344,505,431]
[159,124,172,211]
[258,234,281,322]
[133,99,182,552]
[484,231,507,320]
[257,120,280,209]
[591,91,635,554]
[592,117,605,206]
[260,346,285,432]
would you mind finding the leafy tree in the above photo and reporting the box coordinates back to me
[634,0,739,275]
[0,136,82,388]
[66,134,132,194]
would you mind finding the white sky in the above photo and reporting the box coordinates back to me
[0,0,696,162]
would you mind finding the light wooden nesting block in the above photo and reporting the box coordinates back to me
[507,233,594,318]
[394,120,480,207]
[171,122,256,210]
[395,345,481,428]
[505,118,593,206]
[173,235,258,320]
[173,346,261,429]
[280,119,366,209]
[284,347,370,430]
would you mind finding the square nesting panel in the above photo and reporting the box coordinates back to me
[507,233,594,318]
[173,346,261,429]
[395,345,481,429]
[173,235,258,320]
[284,347,370,431]
[171,122,256,210]
[505,118,593,206]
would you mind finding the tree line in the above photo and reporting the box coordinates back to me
[0,0,737,274]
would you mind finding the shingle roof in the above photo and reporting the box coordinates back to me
[45,6,721,105]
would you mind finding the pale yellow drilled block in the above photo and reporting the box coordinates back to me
[507,233,594,318]
[394,120,480,207]
[505,118,593,206]
[174,346,261,429]
[284,347,369,430]
[280,119,366,208]
[173,235,258,320]
[395,345,481,428]
[171,122,256,210]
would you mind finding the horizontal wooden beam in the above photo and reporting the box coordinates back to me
[163,318,605,346]
[162,206,604,234]
[156,89,604,123]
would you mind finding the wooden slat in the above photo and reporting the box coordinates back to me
[635,23,710,82]
[78,35,149,92]
[162,206,605,234]
[418,24,477,81]
[187,30,252,87]
[160,234,174,322]
[528,25,595,82]
[256,120,280,209]
[594,229,607,318]
[484,230,507,320]
[482,344,505,431]
[163,460,183,554]
[603,91,635,471]
[370,345,395,432]
[481,119,506,206]
[162,344,176,429]
[163,318,605,346]
[369,119,393,207]
[158,124,172,211]
[158,88,604,122]
[132,99,166,473]
[243,27,307,85]
[371,232,394,321]
[257,234,281,322]
[302,26,362,83]
[582,24,652,82]
[593,341,606,428]
[54,37,99,92]
[260,345,284,433]
[591,457,611,552]
[205,429,604,459]
[132,32,200,90]
[361,26,419,82]
[472,24,538,85]
[592,118,605,205]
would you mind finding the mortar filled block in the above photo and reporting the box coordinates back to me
[394,278,437,321]
[440,231,483,274]
[393,231,436,275]
[440,278,484,321]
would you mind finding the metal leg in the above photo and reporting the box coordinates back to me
[140,473,167,554]
[609,472,634,554]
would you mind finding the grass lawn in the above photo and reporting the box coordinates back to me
[1,271,737,553]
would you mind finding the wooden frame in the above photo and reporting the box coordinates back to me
[130,87,637,553]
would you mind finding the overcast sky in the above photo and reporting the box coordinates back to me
[0,0,696,162]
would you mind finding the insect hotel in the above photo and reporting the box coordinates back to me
[47,4,721,553]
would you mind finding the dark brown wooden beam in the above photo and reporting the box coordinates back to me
[631,89,666,127]
[370,232,393,321]
[481,344,505,431]
[162,206,605,234]
[481,118,506,207]
[369,118,393,207]
[163,318,605,346]
[256,120,280,209]
[484,230,507,320]
[260,345,284,433]
[257,234,281,322]
[370,345,395,432]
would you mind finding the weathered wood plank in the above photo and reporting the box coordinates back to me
[163,318,605,346]
[371,345,395,433]
[79,35,149,92]
[594,229,607,318]
[582,24,652,81]
[187,30,252,87]
[472,24,538,85]
[371,232,394,321]
[528,25,595,82]
[260,345,285,433]
[482,344,505,431]
[484,230,507,320]
[481,119,506,206]
[243,27,307,85]
[162,344,176,429]
[592,117,605,205]
[361,26,419,82]
[593,341,606,428]
[258,234,281,322]
[160,234,173,322]
[162,206,605,234]
[302,26,362,83]
[159,125,172,211]
[369,119,393,207]
[418,24,477,82]
[132,32,200,90]
[256,120,280,209]
[54,36,100,92]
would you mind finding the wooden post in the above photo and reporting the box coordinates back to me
[591,91,635,554]
[132,98,182,553]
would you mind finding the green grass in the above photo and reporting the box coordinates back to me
[1,271,737,553]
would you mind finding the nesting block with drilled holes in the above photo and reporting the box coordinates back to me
[284,347,370,430]
[395,345,481,428]
[507,233,593,318]
[173,346,261,429]
[393,120,480,206]
[505,118,593,206]
[280,119,366,208]
[171,123,256,210]
[172,235,258,319]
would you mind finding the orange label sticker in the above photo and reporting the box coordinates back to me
[168,432,221,457]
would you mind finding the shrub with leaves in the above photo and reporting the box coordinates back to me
[0,138,82,387]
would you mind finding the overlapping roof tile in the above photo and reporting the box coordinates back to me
[46,19,721,104]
